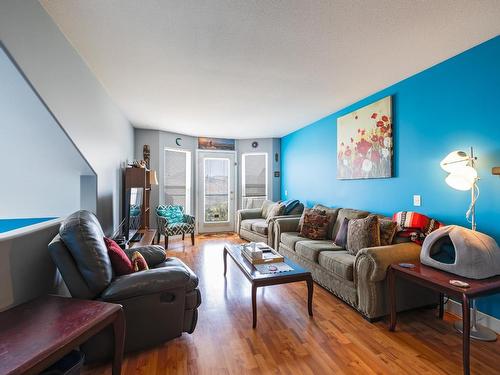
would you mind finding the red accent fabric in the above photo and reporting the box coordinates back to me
[103,237,133,275]
[392,211,443,244]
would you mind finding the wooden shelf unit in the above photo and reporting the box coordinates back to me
[124,167,152,229]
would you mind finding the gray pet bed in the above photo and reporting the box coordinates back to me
[421,225,500,279]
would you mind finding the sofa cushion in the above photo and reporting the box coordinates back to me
[347,215,381,255]
[240,218,262,231]
[300,210,329,240]
[334,217,349,247]
[380,219,397,246]
[313,204,341,240]
[261,200,275,218]
[280,232,303,250]
[298,207,326,231]
[332,208,370,239]
[251,220,269,235]
[295,241,344,262]
[266,202,286,223]
[318,251,355,281]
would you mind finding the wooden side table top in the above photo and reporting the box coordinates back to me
[0,295,123,375]
[390,262,500,298]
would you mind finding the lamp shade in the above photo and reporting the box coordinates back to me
[149,170,158,185]
[440,150,469,173]
[445,166,477,191]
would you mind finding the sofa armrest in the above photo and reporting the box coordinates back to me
[238,208,263,220]
[100,266,192,302]
[124,245,166,267]
[354,242,422,283]
[273,216,301,249]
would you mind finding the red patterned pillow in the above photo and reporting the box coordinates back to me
[300,210,329,240]
[131,251,149,272]
[103,237,133,275]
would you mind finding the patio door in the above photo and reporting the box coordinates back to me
[197,151,236,233]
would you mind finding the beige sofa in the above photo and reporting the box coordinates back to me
[274,205,438,321]
[237,200,304,246]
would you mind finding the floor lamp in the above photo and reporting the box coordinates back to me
[440,147,496,341]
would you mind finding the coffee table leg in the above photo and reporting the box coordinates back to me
[223,247,228,276]
[462,294,470,375]
[306,276,313,316]
[388,267,397,331]
[112,308,125,375]
[252,284,257,328]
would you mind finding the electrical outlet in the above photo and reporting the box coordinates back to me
[284,190,288,197]
[413,195,421,207]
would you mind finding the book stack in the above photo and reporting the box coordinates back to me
[241,242,284,265]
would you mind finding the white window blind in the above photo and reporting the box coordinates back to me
[242,153,267,207]
[164,149,191,213]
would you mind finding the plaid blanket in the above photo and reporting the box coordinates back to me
[392,211,443,244]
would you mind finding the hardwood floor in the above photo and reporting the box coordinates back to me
[84,233,500,375]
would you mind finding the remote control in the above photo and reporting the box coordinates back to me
[449,280,470,288]
[398,263,415,268]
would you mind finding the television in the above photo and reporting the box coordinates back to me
[124,187,143,241]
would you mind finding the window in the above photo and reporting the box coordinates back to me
[164,148,191,213]
[241,153,267,208]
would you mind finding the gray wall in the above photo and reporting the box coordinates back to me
[0,222,65,311]
[135,129,281,228]
[0,0,134,233]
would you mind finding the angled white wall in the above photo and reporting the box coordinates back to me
[0,0,133,233]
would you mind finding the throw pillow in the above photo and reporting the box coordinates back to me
[346,215,381,255]
[103,237,133,276]
[334,217,349,248]
[131,251,149,272]
[300,210,329,240]
[379,219,397,246]
[157,206,184,224]
[266,202,286,223]
[299,208,326,231]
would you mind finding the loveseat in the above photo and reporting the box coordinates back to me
[48,210,201,361]
[274,205,438,320]
[237,200,304,246]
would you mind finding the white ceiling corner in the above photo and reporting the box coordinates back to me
[40,0,500,139]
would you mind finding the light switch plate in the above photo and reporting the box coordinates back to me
[284,190,288,197]
[413,195,421,207]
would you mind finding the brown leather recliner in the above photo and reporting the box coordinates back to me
[48,210,201,362]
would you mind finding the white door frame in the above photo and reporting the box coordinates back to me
[195,149,237,233]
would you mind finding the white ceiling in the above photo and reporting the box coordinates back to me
[40,0,500,139]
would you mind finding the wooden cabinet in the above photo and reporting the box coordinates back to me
[124,167,152,229]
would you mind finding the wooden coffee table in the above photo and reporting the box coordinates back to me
[223,243,313,328]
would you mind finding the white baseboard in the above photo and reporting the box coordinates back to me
[446,300,500,334]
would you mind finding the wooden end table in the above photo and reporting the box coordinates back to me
[0,295,125,375]
[223,243,313,328]
[387,262,500,375]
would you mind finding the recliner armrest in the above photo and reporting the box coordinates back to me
[100,266,192,302]
[354,242,422,283]
[124,245,166,267]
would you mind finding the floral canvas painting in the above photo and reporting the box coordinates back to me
[337,96,393,179]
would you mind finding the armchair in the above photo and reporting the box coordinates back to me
[156,205,195,248]
[48,210,201,362]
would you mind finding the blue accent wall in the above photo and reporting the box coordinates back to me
[281,36,500,318]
